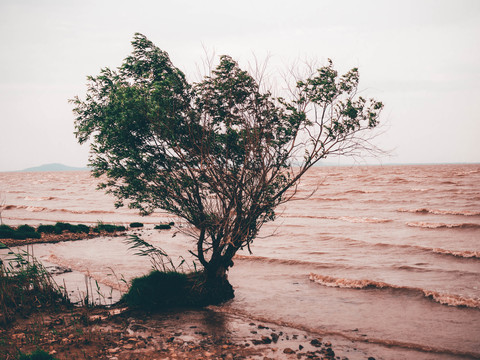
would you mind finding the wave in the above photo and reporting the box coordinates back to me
[398,208,480,216]
[431,248,480,259]
[234,254,336,268]
[406,221,480,229]
[410,188,432,192]
[313,197,347,202]
[282,214,393,224]
[3,204,114,215]
[309,273,480,309]
[24,196,57,201]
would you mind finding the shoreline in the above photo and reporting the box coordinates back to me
[1,305,344,360]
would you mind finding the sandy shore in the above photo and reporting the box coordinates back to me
[1,305,346,360]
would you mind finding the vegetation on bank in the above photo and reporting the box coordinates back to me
[0,244,69,326]
[0,222,126,241]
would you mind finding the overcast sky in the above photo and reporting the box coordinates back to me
[0,0,479,171]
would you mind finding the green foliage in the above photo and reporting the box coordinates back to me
[73,224,91,233]
[129,222,144,228]
[0,245,68,325]
[0,225,41,240]
[54,222,73,233]
[72,33,383,286]
[121,269,233,310]
[0,228,15,239]
[36,225,57,234]
[122,270,189,310]
[125,235,184,272]
[16,225,36,233]
[17,349,58,360]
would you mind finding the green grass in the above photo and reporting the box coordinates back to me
[17,349,58,360]
[0,245,69,325]
[129,222,144,228]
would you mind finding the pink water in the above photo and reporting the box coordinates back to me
[1,164,479,359]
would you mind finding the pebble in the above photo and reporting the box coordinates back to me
[283,348,296,354]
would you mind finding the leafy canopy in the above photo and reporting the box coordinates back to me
[72,33,383,272]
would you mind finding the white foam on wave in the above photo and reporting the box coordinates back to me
[398,208,480,216]
[406,222,480,229]
[309,273,480,309]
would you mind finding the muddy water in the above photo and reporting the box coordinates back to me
[1,164,479,359]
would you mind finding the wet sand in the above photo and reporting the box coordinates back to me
[1,305,344,360]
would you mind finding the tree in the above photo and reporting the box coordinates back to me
[71,33,383,302]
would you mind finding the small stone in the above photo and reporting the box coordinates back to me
[123,343,135,350]
[299,344,304,350]
[261,335,272,344]
[68,334,75,339]
[310,338,322,347]
[270,333,279,343]
[368,357,376,360]
[49,350,57,355]
[173,338,184,346]
[283,348,296,354]
[108,348,120,354]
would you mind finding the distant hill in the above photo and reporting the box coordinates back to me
[21,163,89,172]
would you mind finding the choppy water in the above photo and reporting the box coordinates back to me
[0,164,479,359]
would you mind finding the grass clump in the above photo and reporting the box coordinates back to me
[93,223,126,233]
[0,245,68,325]
[0,225,41,240]
[36,225,57,234]
[17,349,59,360]
[0,225,15,239]
[154,223,171,230]
[121,235,234,311]
[122,271,190,310]
[129,222,144,228]
[16,225,36,233]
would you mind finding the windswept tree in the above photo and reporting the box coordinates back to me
[72,33,383,302]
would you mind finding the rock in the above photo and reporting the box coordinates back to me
[261,335,272,344]
[310,338,322,347]
[299,344,304,350]
[173,338,184,346]
[123,343,135,350]
[283,348,296,354]
[12,333,25,340]
[270,332,279,343]
[108,347,120,354]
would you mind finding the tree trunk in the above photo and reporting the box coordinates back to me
[201,264,234,305]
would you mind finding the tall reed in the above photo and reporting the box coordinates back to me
[0,244,68,325]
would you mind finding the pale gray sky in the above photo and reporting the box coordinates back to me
[1,0,479,171]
